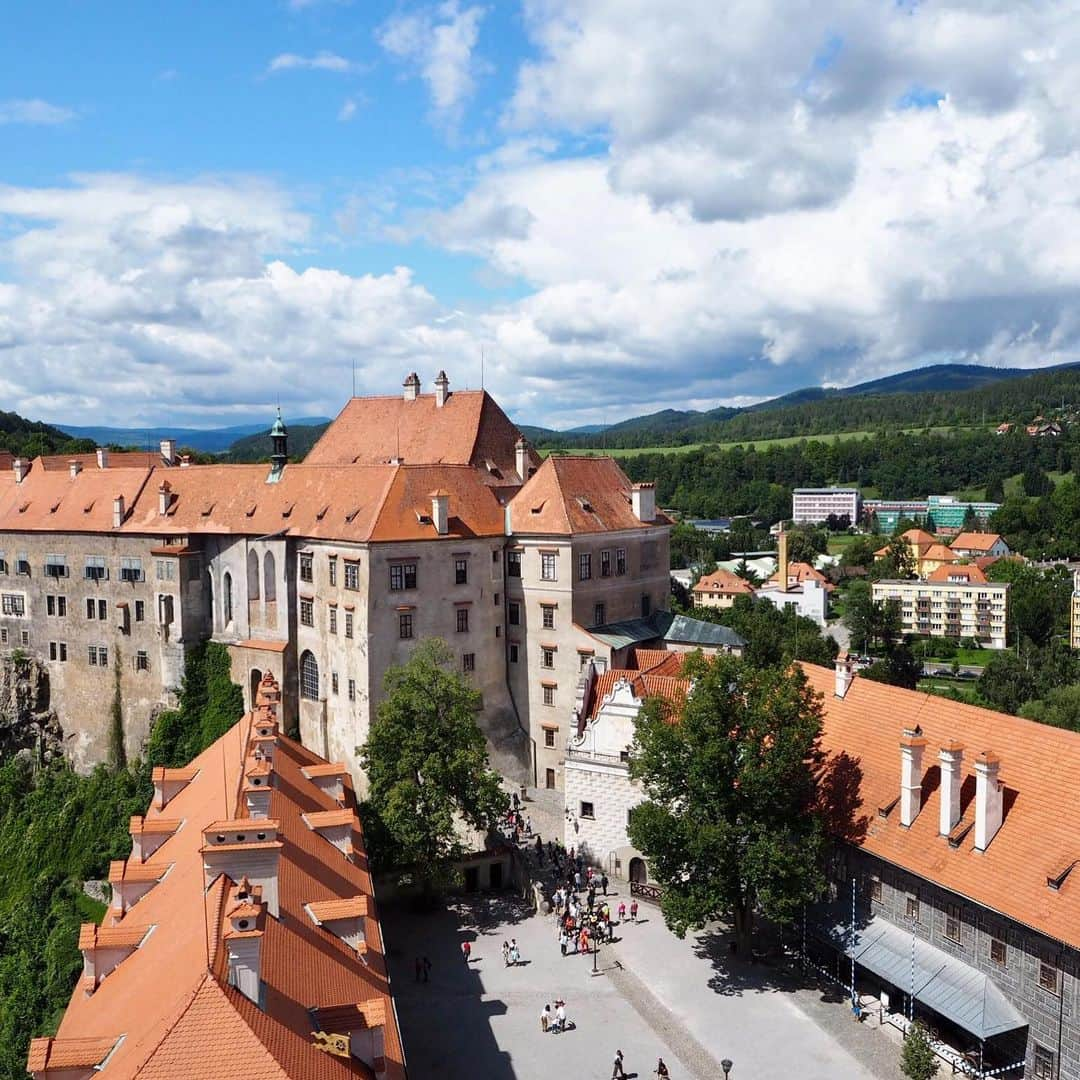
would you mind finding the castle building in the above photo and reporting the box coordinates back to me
[26,672,405,1079]
[0,373,683,792]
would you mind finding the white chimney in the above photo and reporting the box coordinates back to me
[112,495,125,529]
[939,742,964,836]
[69,459,82,479]
[158,481,171,516]
[403,372,420,402]
[431,490,449,536]
[434,369,450,407]
[974,751,1004,851]
[834,651,854,698]
[13,458,27,483]
[516,436,529,482]
[224,880,264,1006]
[631,482,656,523]
[159,438,176,464]
[96,447,109,469]
[900,729,926,828]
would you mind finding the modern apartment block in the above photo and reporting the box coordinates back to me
[871,569,1008,648]
[863,496,1001,534]
[1071,571,1080,651]
[791,487,862,525]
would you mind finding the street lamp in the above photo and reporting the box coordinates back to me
[721,1060,733,1078]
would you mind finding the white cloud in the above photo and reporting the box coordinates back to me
[377,1,487,126]
[267,51,354,74]
[339,98,359,122]
[0,99,76,125]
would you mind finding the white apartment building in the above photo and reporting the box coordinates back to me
[792,487,862,525]
[872,573,1009,649]
[1071,570,1080,651]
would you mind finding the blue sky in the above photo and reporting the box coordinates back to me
[0,2,1075,429]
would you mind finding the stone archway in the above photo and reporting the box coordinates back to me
[629,857,648,885]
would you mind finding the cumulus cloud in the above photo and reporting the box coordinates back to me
[377,1,487,126]
[339,98,359,122]
[0,99,76,125]
[267,51,354,74]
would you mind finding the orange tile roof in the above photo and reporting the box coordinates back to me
[38,450,166,471]
[305,387,539,488]
[803,663,1080,951]
[587,668,691,721]
[951,532,1005,552]
[920,542,957,563]
[78,923,150,951]
[304,809,355,828]
[27,1037,117,1071]
[631,648,688,678]
[302,763,348,778]
[692,569,754,595]
[35,684,403,1078]
[766,561,835,592]
[509,455,671,535]
[307,896,369,921]
[926,564,988,583]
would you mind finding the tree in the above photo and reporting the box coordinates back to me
[843,580,876,653]
[627,655,826,954]
[861,644,922,690]
[1020,685,1080,732]
[839,535,877,570]
[1022,463,1053,497]
[900,1021,939,1080]
[358,640,508,894]
[986,561,1071,646]
[984,472,1005,502]
[978,652,1037,715]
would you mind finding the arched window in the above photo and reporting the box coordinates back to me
[300,650,319,701]
[263,551,277,603]
[247,550,260,601]
[223,571,233,626]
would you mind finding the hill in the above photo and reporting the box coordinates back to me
[57,416,331,454]
[0,409,96,459]
[225,421,331,463]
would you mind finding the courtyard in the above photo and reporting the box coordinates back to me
[382,889,907,1080]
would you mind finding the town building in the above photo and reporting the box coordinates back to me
[863,496,1000,535]
[753,529,831,625]
[1071,571,1080,651]
[806,657,1080,1080]
[26,672,405,1079]
[792,488,862,525]
[871,570,1008,648]
[950,532,1011,559]
[691,568,754,609]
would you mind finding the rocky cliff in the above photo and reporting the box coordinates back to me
[0,653,65,762]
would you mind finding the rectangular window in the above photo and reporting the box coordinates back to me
[58,642,68,662]
[543,685,555,706]
[328,556,337,586]
[601,550,611,577]
[509,643,519,663]
[20,629,28,647]
[456,608,470,633]
[1038,962,1059,995]
[88,644,98,666]
[134,600,145,623]
[390,563,417,590]
[494,592,500,606]
[348,678,356,701]
[580,801,595,820]
[541,646,555,669]
[89,645,108,667]
[344,561,360,590]
[594,602,606,626]
[463,653,475,672]
[540,552,556,581]
[399,612,413,640]
[507,550,521,578]
[46,595,55,616]
[119,557,144,583]
[86,597,108,620]
[905,895,920,922]
[542,604,555,630]
[944,903,961,944]
[455,559,468,585]
[616,548,626,576]
[1,594,25,617]
[155,560,176,581]
[135,650,149,672]
[579,553,591,580]
[0,628,6,645]
[544,728,556,748]
[990,938,1007,966]
[495,625,501,638]
[49,641,57,661]
[329,608,338,635]
[299,552,313,583]
[0,554,6,575]
[300,599,313,627]
[15,553,30,576]
[1033,1046,1055,1080]
[641,593,651,618]
[332,672,339,695]
[45,555,69,579]
[870,877,882,903]
[345,612,353,639]
[84,556,107,581]
[509,602,520,626]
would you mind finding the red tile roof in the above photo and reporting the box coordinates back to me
[692,569,754,595]
[586,668,690,721]
[926,564,988,583]
[766,561,835,592]
[951,532,1005,552]
[804,663,1080,951]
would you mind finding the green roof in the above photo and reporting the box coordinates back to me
[270,407,287,437]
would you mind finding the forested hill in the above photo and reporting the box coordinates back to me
[528,362,1080,449]
[0,410,95,459]
[224,421,331,463]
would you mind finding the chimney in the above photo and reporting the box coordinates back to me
[112,495,125,529]
[157,480,172,516]
[834,651,854,698]
[13,457,27,483]
[939,742,964,836]
[430,490,449,536]
[434,369,450,407]
[224,879,265,1006]
[899,728,927,828]
[515,436,529,483]
[159,438,176,464]
[69,459,82,479]
[974,751,1004,851]
[631,482,656,523]
[96,447,109,469]
[777,526,790,590]
[403,372,420,401]
[179,454,191,468]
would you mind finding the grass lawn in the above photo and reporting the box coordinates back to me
[921,647,992,667]
[918,677,984,704]
[826,533,861,554]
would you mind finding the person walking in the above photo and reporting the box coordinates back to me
[612,1049,627,1079]
[510,939,521,966]
[601,873,609,896]
[556,1000,567,1034]
[502,940,510,966]
[559,928,568,956]
[618,900,626,923]
[462,940,472,963]
[630,899,639,923]
[540,1004,551,1033]
[656,1057,670,1078]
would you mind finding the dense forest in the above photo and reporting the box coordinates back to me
[0,643,244,1078]
[0,411,95,460]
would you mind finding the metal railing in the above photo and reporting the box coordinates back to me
[566,747,629,768]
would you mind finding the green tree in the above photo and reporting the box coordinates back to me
[978,652,1037,715]
[843,580,875,653]
[1022,463,1053,497]
[627,655,826,954]
[984,472,1005,502]
[986,561,1071,647]
[839,535,877,570]
[861,644,922,690]
[900,1021,939,1080]
[1019,684,1080,732]
[358,640,508,894]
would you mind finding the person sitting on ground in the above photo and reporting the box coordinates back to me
[656,1057,670,1078]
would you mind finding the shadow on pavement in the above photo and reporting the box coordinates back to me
[692,928,824,999]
